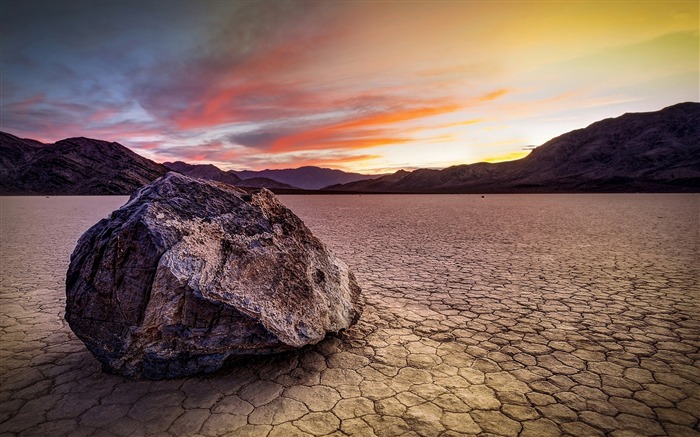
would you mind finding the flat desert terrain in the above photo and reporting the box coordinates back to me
[1,194,698,436]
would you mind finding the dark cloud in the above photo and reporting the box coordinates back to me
[226,131,284,149]
[1,0,336,135]
[146,139,240,163]
[130,1,342,129]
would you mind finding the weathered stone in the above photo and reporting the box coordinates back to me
[65,173,363,378]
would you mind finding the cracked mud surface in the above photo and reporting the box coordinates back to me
[1,194,698,437]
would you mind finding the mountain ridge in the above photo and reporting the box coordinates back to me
[162,161,298,190]
[163,161,242,186]
[0,132,168,195]
[326,102,700,193]
[230,166,381,190]
[1,102,698,195]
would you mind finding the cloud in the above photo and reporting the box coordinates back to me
[418,62,502,79]
[130,2,344,131]
[3,1,696,172]
[482,150,531,163]
[147,140,243,163]
[1,93,164,144]
[234,152,383,171]
[266,103,461,152]
[477,89,509,102]
[226,131,284,150]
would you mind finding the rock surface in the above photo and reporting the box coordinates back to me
[64,172,362,379]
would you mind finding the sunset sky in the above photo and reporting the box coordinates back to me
[2,1,698,173]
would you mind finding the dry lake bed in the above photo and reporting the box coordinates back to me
[1,193,698,437]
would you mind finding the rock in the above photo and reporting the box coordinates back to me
[65,172,362,379]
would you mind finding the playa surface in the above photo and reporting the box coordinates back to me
[1,194,698,437]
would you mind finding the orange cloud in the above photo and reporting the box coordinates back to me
[89,108,121,123]
[173,81,296,129]
[477,89,509,102]
[431,118,483,129]
[269,103,460,152]
[169,30,343,131]
[263,153,384,170]
[133,141,164,151]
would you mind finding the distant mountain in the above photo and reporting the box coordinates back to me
[234,177,297,189]
[230,166,380,190]
[3,102,697,195]
[163,161,298,190]
[0,132,167,195]
[163,161,242,185]
[328,102,700,193]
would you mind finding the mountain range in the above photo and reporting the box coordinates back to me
[328,102,700,193]
[0,133,167,195]
[161,162,380,190]
[230,167,380,190]
[1,102,698,195]
[162,161,297,189]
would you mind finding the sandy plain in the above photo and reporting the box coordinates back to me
[1,193,698,436]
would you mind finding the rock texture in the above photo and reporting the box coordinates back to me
[0,132,167,195]
[328,102,700,192]
[64,172,362,379]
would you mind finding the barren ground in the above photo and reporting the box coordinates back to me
[1,194,698,436]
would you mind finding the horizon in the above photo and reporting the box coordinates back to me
[2,1,698,173]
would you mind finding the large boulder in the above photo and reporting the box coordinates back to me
[65,172,362,379]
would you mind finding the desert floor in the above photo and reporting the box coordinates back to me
[1,194,698,436]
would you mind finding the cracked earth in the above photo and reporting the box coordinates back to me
[1,194,698,437]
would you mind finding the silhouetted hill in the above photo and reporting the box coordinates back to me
[0,132,167,195]
[163,161,298,190]
[4,102,697,195]
[328,102,700,193]
[163,161,242,185]
[231,166,380,190]
[235,177,297,189]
